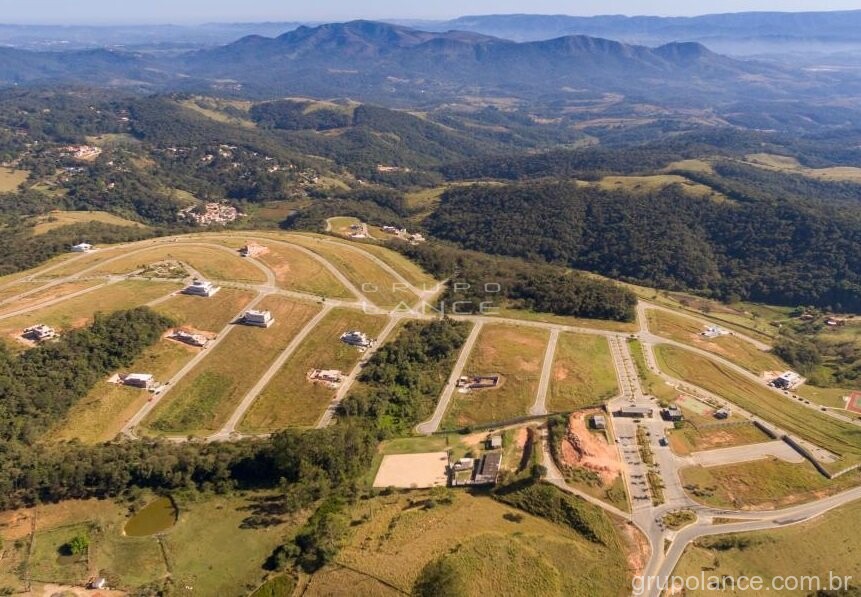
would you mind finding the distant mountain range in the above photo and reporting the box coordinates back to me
[0,20,830,104]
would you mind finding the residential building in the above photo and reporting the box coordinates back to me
[182,279,220,297]
[23,324,57,342]
[772,371,802,389]
[71,242,93,253]
[341,330,372,348]
[591,415,607,430]
[487,435,503,450]
[123,373,155,389]
[456,375,500,390]
[242,310,274,328]
[309,369,343,387]
[714,408,731,419]
[171,330,208,347]
[663,406,684,421]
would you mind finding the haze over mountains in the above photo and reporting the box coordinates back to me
[0,19,852,105]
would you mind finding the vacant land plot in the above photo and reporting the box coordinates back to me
[153,287,256,332]
[548,334,618,411]
[656,345,861,471]
[647,309,784,374]
[680,458,860,510]
[31,210,145,235]
[353,242,438,290]
[282,234,418,307]
[674,499,861,595]
[240,308,387,431]
[322,491,630,596]
[0,280,179,340]
[0,166,28,192]
[54,339,201,443]
[256,241,353,298]
[145,296,320,435]
[373,452,449,488]
[797,385,859,410]
[443,325,549,428]
[670,422,771,456]
[327,216,361,236]
[0,279,104,317]
[89,244,267,283]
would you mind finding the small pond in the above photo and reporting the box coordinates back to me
[124,496,178,536]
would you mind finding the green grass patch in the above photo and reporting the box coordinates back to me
[548,333,618,411]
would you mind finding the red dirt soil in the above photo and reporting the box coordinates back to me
[559,411,622,484]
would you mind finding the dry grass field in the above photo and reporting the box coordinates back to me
[0,166,28,192]
[548,333,618,411]
[153,287,257,332]
[596,174,726,201]
[144,296,320,436]
[443,325,549,428]
[0,279,104,317]
[646,308,785,374]
[31,210,145,235]
[255,241,354,298]
[239,308,387,431]
[313,491,630,597]
[88,244,267,283]
[656,345,861,471]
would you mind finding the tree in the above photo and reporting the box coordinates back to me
[65,533,89,556]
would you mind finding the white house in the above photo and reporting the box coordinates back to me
[123,373,155,389]
[182,279,220,297]
[23,324,57,342]
[341,330,372,348]
[71,242,93,253]
[242,310,274,328]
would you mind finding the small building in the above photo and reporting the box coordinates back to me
[451,457,474,472]
[456,375,500,390]
[308,369,343,387]
[663,406,684,422]
[242,310,274,328]
[239,242,265,258]
[171,329,208,347]
[473,452,502,485]
[182,279,220,297]
[22,324,56,342]
[341,330,373,348]
[591,415,607,430]
[714,408,731,420]
[615,406,654,418]
[487,435,503,450]
[71,242,93,253]
[701,325,727,338]
[123,373,155,389]
[772,371,802,389]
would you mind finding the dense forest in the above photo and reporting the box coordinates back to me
[427,181,861,311]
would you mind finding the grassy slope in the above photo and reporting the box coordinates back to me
[548,333,618,411]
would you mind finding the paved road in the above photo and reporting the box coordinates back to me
[416,321,484,434]
[212,304,334,440]
[316,315,402,428]
[121,291,267,437]
[530,328,560,415]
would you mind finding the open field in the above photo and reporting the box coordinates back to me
[31,210,146,235]
[327,216,361,237]
[0,493,305,595]
[443,324,549,428]
[627,339,678,403]
[0,166,28,191]
[280,234,418,307]
[239,308,387,431]
[746,152,861,182]
[669,422,772,456]
[256,241,353,298]
[596,174,726,201]
[674,499,861,595]
[656,345,861,470]
[89,244,267,283]
[680,458,861,510]
[0,280,180,341]
[316,491,630,596]
[548,333,618,411]
[354,242,438,290]
[796,385,859,410]
[0,279,104,317]
[153,287,257,332]
[144,296,320,435]
[646,308,785,374]
[53,340,201,443]
[373,452,449,488]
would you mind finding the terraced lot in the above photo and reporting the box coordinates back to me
[548,333,618,412]
[443,324,550,428]
[144,295,320,436]
[239,308,388,431]
[255,241,354,298]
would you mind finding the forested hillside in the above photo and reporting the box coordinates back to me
[427,181,861,311]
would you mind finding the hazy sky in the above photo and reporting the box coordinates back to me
[3,0,860,25]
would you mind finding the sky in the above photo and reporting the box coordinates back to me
[2,0,860,25]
